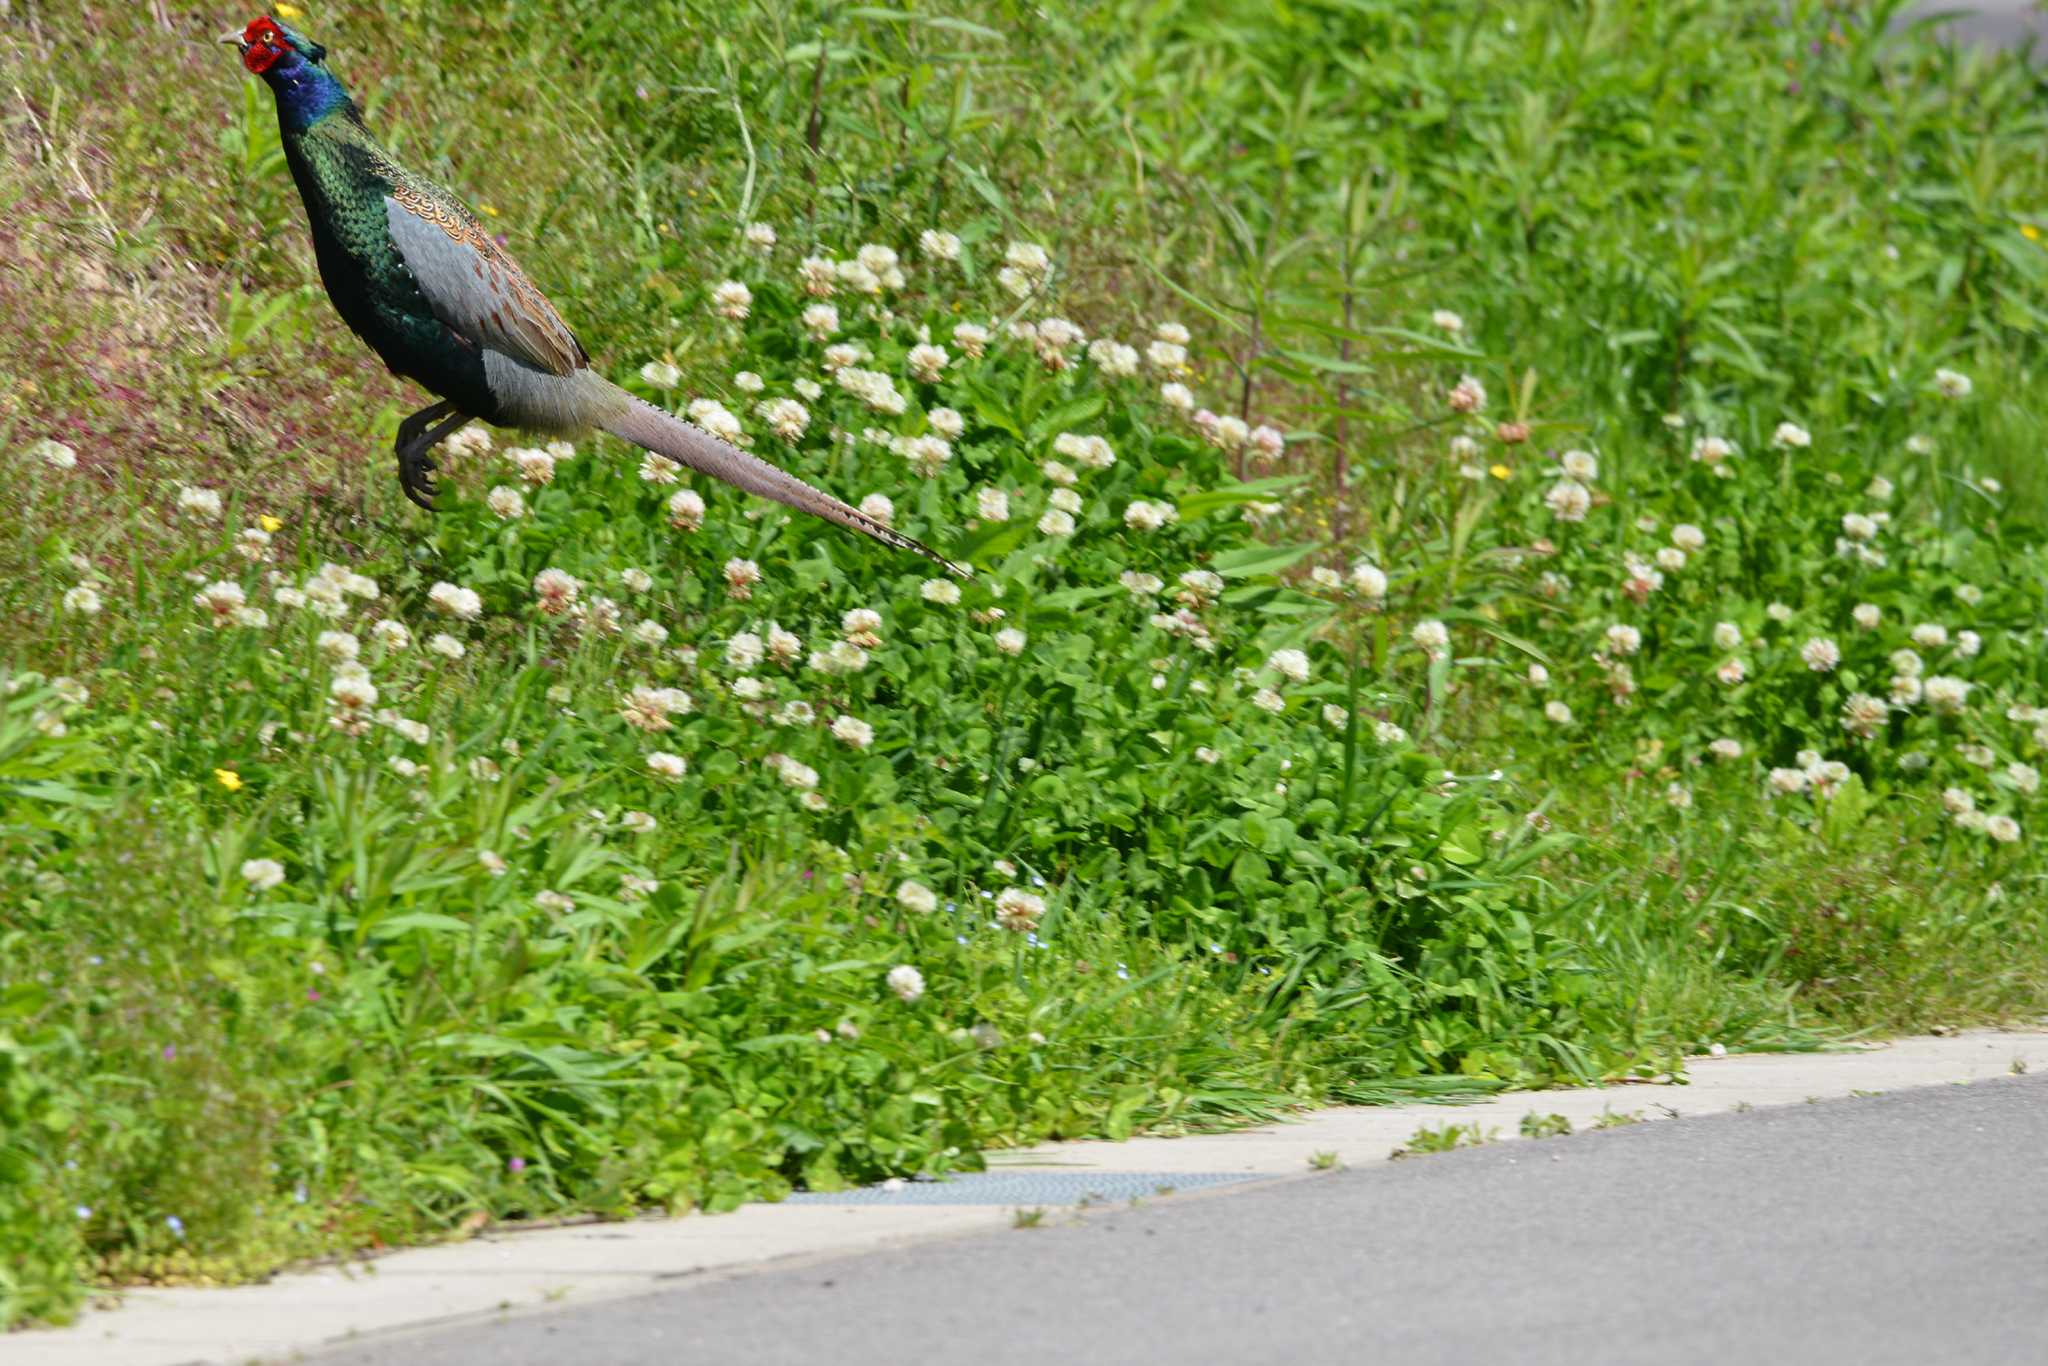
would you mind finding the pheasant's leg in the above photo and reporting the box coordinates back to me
[394,401,470,510]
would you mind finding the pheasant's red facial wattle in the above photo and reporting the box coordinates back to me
[241,17,289,74]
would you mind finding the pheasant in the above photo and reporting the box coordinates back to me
[222,15,966,576]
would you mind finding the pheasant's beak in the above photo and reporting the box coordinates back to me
[219,30,250,53]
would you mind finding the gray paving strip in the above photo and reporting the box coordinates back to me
[17,1028,2046,1366]
[310,1073,2048,1366]
[781,1170,1261,1205]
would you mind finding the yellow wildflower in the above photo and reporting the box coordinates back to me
[258,514,283,533]
[214,769,244,792]
[1489,464,1512,480]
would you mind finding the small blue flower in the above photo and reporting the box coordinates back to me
[165,1215,185,1238]
[954,934,968,945]
[75,1205,91,1220]
[1030,875,1046,887]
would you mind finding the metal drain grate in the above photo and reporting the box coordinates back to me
[784,1170,1261,1206]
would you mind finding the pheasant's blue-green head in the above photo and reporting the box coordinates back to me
[225,16,348,133]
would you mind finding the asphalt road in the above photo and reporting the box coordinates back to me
[313,1074,2048,1366]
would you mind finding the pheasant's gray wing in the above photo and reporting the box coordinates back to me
[383,188,588,377]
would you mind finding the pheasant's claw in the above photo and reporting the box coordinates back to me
[397,445,439,511]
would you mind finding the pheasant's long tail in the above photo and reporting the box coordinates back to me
[599,383,970,579]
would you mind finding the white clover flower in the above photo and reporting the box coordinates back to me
[1841,692,1888,738]
[1209,414,1248,452]
[646,751,687,780]
[1089,338,1141,376]
[1655,547,1686,572]
[724,559,761,601]
[923,407,965,441]
[371,619,411,652]
[842,608,884,650]
[1772,421,1811,448]
[1412,619,1450,655]
[1544,700,1572,724]
[2007,762,2040,795]
[328,671,378,712]
[1767,767,1810,796]
[1957,630,1982,659]
[1323,704,1350,729]
[1841,512,1878,542]
[994,887,1045,932]
[859,493,895,526]
[952,322,990,358]
[1560,449,1598,482]
[831,715,875,749]
[1247,424,1286,464]
[1430,308,1465,334]
[1544,479,1591,522]
[1159,381,1194,411]
[443,425,493,458]
[1766,602,1794,623]
[885,963,925,1003]
[685,398,743,444]
[1447,374,1487,413]
[754,397,809,442]
[1717,658,1748,685]
[1709,738,1744,762]
[640,360,681,389]
[240,858,286,892]
[1924,675,1971,713]
[710,279,752,320]
[177,484,224,519]
[1851,603,1881,630]
[994,627,1027,656]
[1120,571,1163,597]
[1526,663,1549,687]
[1349,562,1389,603]
[975,487,1010,523]
[894,880,939,916]
[1049,487,1083,515]
[725,632,765,672]
[532,568,580,616]
[1867,475,1894,501]
[1932,367,1972,399]
[30,438,77,470]
[1038,508,1076,537]
[1605,624,1642,655]
[1671,523,1705,552]
[901,434,952,477]
[919,229,961,262]
[835,365,907,415]
[512,447,556,484]
[730,371,764,395]
[428,632,466,659]
[62,585,102,616]
[1250,687,1285,713]
[1910,623,1949,650]
[666,488,707,532]
[1800,637,1841,672]
[1267,647,1311,684]
[744,221,777,251]
[1123,499,1177,532]
[1689,435,1735,467]
[194,580,247,623]
[1712,622,1742,651]
[632,619,669,647]
[800,302,841,341]
[483,481,530,519]
[1986,814,2021,843]
[772,755,820,791]
[921,578,961,605]
[907,343,949,382]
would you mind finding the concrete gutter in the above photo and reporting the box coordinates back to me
[17,1027,2046,1366]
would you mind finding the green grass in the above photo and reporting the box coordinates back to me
[4,0,2048,1330]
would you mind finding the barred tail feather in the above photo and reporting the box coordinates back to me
[600,385,970,579]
